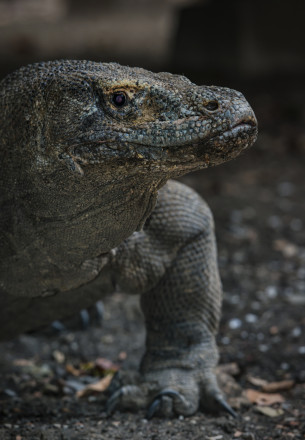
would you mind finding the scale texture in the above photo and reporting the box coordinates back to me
[0,60,257,416]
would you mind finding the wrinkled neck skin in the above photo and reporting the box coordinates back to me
[1,60,258,269]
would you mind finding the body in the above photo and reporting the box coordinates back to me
[0,61,257,416]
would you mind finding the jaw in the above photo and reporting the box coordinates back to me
[133,121,258,177]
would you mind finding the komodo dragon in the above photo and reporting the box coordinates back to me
[0,60,257,418]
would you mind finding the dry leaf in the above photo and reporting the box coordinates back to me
[13,359,34,367]
[118,351,127,361]
[247,376,268,387]
[207,436,223,440]
[245,389,284,405]
[273,239,298,258]
[255,406,284,417]
[53,350,65,364]
[217,363,240,376]
[76,374,113,398]
[95,357,120,372]
[65,364,81,377]
[80,361,95,371]
[262,380,294,393]
[247,376,295,393]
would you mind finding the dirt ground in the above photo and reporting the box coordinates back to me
[0,89,304,439]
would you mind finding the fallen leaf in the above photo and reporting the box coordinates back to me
[245,389,284,405]
[217,362,240,376]
[53,350,65,364]
[247,377,295,392]
[13,359,34,367]
[95,357,120,372]
[255,406,284,417]
[118,351,127,361]
[207,436,223,440]
[273,239,298,258]
[80,361,95,372]
[269,326,279,335]
[65,363,81,377]
[76,374,113,398]
[247,376,268,387]
[262,380,295,393]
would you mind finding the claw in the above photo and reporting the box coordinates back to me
[51,320,66,332]
[216,396,238,418]
[146,388,187,419]
[153,388,187,403]
[95,300,104,326]
[106,389,123,416]
[80,309,90,329]
[146,397,162,419]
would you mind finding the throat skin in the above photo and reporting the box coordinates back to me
[15,161,162,260]
[1,161,160,298]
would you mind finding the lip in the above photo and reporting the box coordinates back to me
[222,117,258,138]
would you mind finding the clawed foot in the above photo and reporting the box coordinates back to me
[51,300,104,332]
[105,368,237,419]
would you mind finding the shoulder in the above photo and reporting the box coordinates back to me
[145,180,214,244]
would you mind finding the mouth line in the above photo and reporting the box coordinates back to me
[232,118,257,129]
[71,117,257,152]
[220,118,258,138]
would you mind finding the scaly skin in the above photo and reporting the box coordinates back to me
[0,60,257,416]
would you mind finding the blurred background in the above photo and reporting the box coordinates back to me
[0,1,305,437]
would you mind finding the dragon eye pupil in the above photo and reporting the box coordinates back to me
[113,93,126,107]
[205,101,219,111]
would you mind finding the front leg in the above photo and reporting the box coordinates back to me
[109,180,235,417]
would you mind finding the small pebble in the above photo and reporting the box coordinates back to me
[292,327,302,338]
[221,336,231,345]
[230,210,243,223]
[228,294,240,305]
[259,344,269,352]
[229,318,242,329]
[298,346,305,354]
[4,388,17,397]
[277,181,295,197]
[267,215,282,229]
[70,341,79,352]
[257,332,265,341]
[241,330,248,339]
[245,313,258,324]
[265,286,278,299]
[290,218,302,231]
[251,301,261,311]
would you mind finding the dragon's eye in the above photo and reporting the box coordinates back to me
[112,92,127,107]
[204,101,219,112]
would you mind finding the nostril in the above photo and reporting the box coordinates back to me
[204,101,219,112]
